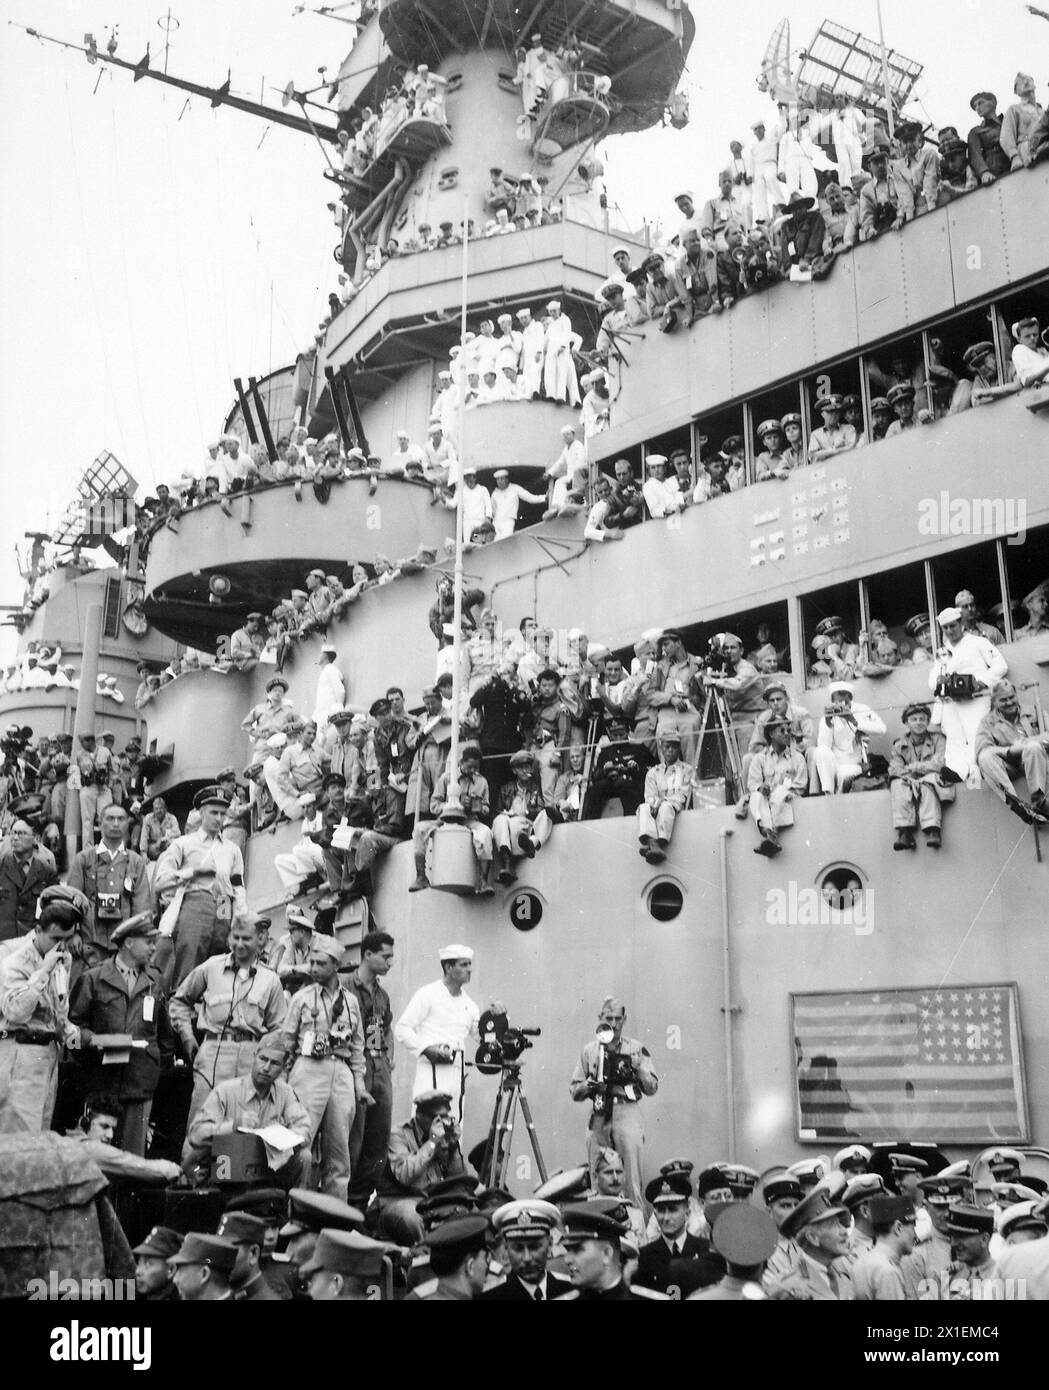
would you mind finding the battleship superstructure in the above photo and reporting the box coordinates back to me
[8,1,1049,1184]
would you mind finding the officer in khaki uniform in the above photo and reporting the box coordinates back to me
[569,996,658,1211]
[766,1177,854,1300]
[282,933,367,1204]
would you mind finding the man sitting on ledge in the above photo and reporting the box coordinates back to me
[747,717,808,858]
[637,731,693,865]
[974,681,1049,824]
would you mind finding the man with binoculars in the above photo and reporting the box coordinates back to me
[569,996,659,1209]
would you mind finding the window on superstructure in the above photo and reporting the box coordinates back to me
[747,381,806,470]
[102,576,122,639]
[924,304,1006,419]
[805,359,865,450]
[863,333,926,430]
[996,279,1049,371]
[860,563,930,671]
[802,580,862,690]
[930,541,1007,646]
[1004,524,1049,643]
[694,403,747,485]
[646,423,693,492]
[680,601,791,678]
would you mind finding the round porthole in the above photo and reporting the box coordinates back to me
[647,880,684,922]
[817,863,867,917]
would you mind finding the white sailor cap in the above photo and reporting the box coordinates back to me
[937,606,963,625]
[438,943,474,962]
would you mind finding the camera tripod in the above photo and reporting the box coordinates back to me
[477,1062,549,1191]
[695,681,745,803]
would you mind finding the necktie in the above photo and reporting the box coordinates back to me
[532,1286,543,1301]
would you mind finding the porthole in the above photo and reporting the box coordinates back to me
[647,880,684,922]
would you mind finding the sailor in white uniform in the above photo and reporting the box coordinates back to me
[394,944,482,1121]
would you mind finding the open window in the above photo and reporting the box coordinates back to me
[801,579,862,688]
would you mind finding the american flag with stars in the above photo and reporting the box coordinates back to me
[791,985,1028,1144]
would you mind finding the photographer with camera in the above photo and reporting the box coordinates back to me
[70,731,114,843]
[700,632,766,758]
[812,681,887,794]
[569,996,658,1210]
[0,883,88,1133]
[376,1089,467,1245]
[929,606,1008,786]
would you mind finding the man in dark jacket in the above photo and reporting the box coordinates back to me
[469,665,532,805]
[483,1200,574,1300]
[967,91,1010,184]
[634,1172,721,1295]
[0,819,58,941]
[69,912,174,1155]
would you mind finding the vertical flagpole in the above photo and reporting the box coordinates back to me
[875,0,896,140]
[444,194,471,814]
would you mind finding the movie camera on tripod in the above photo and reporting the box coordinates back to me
[474,1009,541,1074]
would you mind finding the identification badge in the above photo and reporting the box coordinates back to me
[390,741,399,758]
[142,996,155,1023]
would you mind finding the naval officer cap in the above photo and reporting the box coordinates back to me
[696,1166,735,1199]
[110,911,158,945]
[491,1200,562,1239]
[843,1174,885,1209]
[918,1174,970,1205]
[888,1152,930,1176]
[834,1144,872,1170]
[193,785,230,810]
[997,1200,1047,1240]
[943,1202,994,1236]
[763,1174,803,1204]
[645,1172,692,1206]
[984,1147,1025,1170]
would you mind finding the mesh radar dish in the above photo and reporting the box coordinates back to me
[793,19,922,117]
[758,17,799,105]
[50,450,138,547]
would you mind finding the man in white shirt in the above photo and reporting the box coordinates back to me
[385,430,425,477]
[490,469,546,539]
[928,606,1008,785]
[516,307,546,400]
[394,944,484,1121]
[812,681,887,794]
[447,466,492,534]
[642,455,685,519]
[1010,317,1049,389]
[313,645,346,731]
